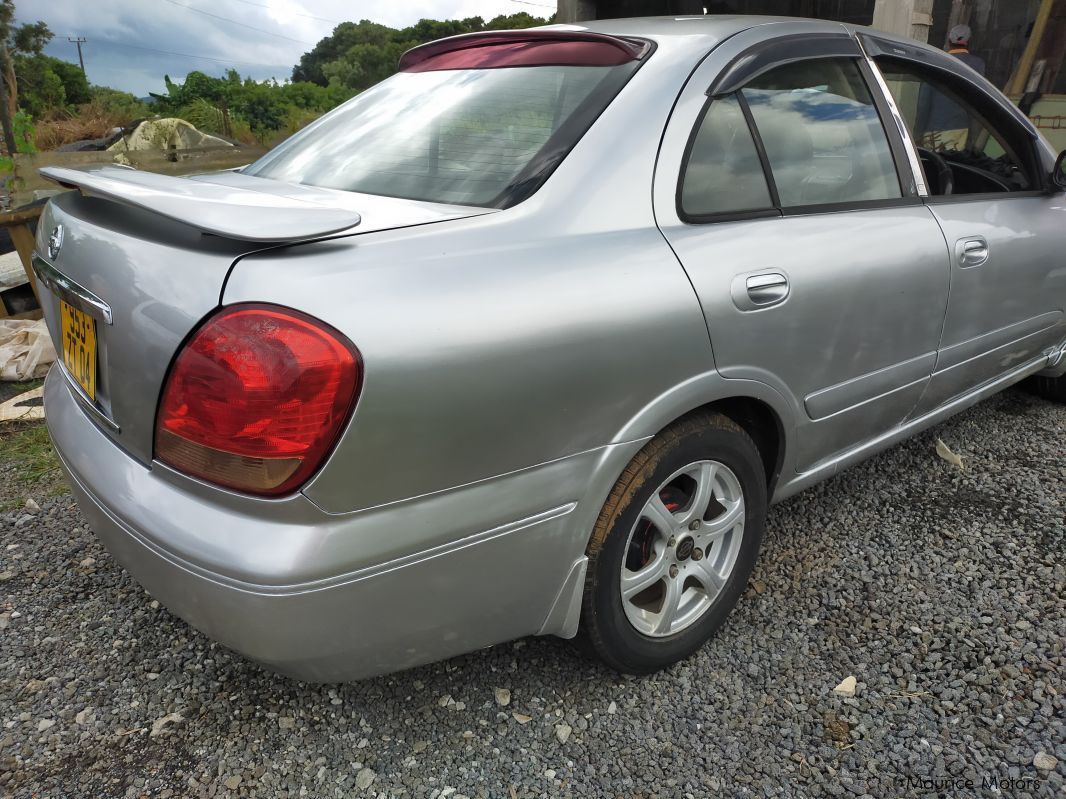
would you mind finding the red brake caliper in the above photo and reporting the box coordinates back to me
[629,486,687,570]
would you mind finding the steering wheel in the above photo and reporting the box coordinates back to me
[917,147,954,195]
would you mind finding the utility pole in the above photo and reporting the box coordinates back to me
[68,37,87,76]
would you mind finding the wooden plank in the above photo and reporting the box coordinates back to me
[0,205,44,226]
[1005,0,1057,95]
[0,308,42,321]
[7,223,39,306]
[0,207,43,319]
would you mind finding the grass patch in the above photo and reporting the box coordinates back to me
[0,377,44,405]
[0,420,66,511]
[2,423,59,482]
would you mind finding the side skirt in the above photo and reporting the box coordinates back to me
[772,352,1052,504]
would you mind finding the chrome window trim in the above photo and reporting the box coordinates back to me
[857,38,929,197]
[30,253,114,325]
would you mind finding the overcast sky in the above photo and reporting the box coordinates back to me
[26,0,557,97]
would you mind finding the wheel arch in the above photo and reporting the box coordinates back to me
[610,372,794,497]
[696,396,785,494]
[540,376,795,639]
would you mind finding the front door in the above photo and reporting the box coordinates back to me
[873,56,1066,414]
[657,51,951,472]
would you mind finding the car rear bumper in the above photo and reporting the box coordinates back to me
[44,367,630,681]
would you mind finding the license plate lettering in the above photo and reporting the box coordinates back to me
[60,301,97,401]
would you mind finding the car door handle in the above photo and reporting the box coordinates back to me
[956,237,989,268]
[745,272,789,306]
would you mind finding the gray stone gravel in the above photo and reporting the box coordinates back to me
[0,388,1063,798]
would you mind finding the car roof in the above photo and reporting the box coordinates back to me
[550,15,855,62]
[573,14,838,41]
[569,15,950,62]
[565,16,988,84]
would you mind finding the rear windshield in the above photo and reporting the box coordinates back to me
[244,61,641,208]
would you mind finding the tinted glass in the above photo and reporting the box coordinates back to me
[742,58,902,207]
[246,65,629,208]
[681,94,774,217]
[878,63,1031,194]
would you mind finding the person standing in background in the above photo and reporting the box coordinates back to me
[946,24,987,77]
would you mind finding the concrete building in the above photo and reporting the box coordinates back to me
[557,0,1066,97]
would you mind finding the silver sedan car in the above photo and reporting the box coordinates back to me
[34,17,1066,681]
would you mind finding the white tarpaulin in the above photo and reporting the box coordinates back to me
[0,319,57,381]
[107,118,233,152]
[0,386,44,422]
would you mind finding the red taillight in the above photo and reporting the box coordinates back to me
[155,304,361,497]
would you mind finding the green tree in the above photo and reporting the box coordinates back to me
[292,13,549,92]
[482,13,549,31]
[13,54,89,116]
[0,1,54,149]
[9,19,49,54]
[45,57,90,104]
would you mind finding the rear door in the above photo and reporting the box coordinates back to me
[866,42,1066,414]
[655,27,951,473]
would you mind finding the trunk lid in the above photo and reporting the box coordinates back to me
[34,168,491,464]
[40,165,363,241]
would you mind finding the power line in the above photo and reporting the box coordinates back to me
[82,38,294,70]
[217,0,345,25]
[161,0,316,45]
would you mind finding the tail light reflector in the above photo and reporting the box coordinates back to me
[155,304,361,496]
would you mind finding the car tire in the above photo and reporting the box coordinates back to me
[580,412,767,674]
[1024,374,1066,403]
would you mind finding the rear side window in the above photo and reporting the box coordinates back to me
[245,37,647,208]
[742,58,902,207]
[681,94,774,217]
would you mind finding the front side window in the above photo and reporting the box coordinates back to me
[246,60,639,208]
[741,58,903,207]
[877,61,1032,194]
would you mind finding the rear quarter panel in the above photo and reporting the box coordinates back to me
[223,36,723,514]
[226,212,711,513]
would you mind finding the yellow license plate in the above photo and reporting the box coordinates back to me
[60,301,97,401]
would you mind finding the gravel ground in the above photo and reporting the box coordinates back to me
[0,387,1063,798]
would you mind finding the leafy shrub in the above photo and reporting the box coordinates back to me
[0,111,36,182]
[89,86,149,120]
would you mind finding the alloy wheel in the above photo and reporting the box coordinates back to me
[620,460,746,637]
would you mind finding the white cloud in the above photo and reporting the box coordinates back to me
[27,0,556,95]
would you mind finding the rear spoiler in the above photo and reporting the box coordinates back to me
[39,165,361,242]
[399,30,650,72]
